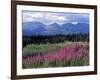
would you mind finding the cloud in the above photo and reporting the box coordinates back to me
[33,13,43,18]
[22,11,68,25]
[22,11,89,25]
[71,21,78,25]
[57,16,67,21]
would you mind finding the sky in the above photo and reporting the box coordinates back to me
[22,10,89,25]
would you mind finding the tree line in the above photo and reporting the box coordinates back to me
[23,33,89,47]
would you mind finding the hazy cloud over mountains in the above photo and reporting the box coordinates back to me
[22,11,89,25]
[22,11,89,36]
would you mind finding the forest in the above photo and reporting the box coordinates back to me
[22,33,89,48]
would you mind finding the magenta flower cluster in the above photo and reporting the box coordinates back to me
[23,43,88,65]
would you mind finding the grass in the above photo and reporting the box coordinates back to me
[22,41,89,69]
[22,42,65,56]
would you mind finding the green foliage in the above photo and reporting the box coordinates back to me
[22,58,86,68]
[22,43,64,56]
[70,57,85,66]
[23,33,89,47]
[22,42,89,69]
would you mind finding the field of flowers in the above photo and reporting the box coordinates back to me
[22,42,89,69]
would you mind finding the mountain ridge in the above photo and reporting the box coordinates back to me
[22,22,89,36]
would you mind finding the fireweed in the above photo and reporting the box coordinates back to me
[22,42,89,68]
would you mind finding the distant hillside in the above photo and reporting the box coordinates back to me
[22,22,89,36]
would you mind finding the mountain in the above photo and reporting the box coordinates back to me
[62,23,74,33]
[75,23,89,33]
[62,23,89,33]
[22,22,89,36]
[42,23,62,35]
[22,22,46,36]
[47,23,61,30]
